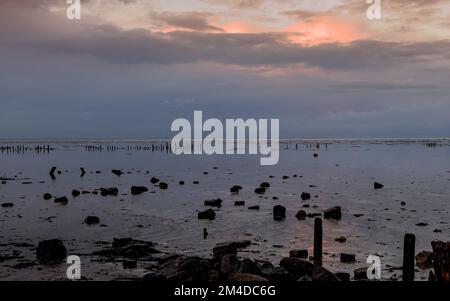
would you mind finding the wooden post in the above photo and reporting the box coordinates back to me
[403,233,415,281]
[314,218,323,266]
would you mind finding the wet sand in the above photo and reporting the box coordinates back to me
[0,139,449,280]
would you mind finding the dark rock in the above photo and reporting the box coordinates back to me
[1,203,14,208]
[112,169,123,176]
[307,213,322,218]
[282,176,289,180]
[43,193,52,200]
[324,206,342,220]
[193,181,199,184]
[431,240,450,281]
[131,186,149,195]
[229,273,268,281]
[280,257,315,278]
[84,216,100,225]
[335,236,347,243]
[354,267,368,280]
[54,196,69,205]
[301,192,311,201]
[340,253,356,263]
[220,254,241,275]
[374,182,384,190]
[248,206,260,210]
[94,238,160,259]
[260,182,270,188]
[313,266,339,281]
[179,181,185,185]
[204,199,222,207]
[213,241,251,258]
[254,187,266,194]
[289,249,308,259]
[415,251,433,270]
[230,185,242,193]
[72,189,81,197]
[150,177,160,184]
[296,210,307,220]
[416,222,428,227]
[335,272,351,281]
[36,239,67,265]
[159,182,168,190]
[273,205,286,221]
[198,209,215,220]
[100,187,118,196]
[123,259,137,269]
[234,201,245,206]
[313,153,318,158]
[155,256,211,281]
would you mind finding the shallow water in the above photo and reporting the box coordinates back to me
[0,139,449,280]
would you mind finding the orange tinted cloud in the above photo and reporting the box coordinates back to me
[221,22,257,33]
[284,16,365,45]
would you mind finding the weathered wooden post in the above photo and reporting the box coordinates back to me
[314,218,323,266]
[402,233,415,281]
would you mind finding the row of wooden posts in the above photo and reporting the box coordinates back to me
[313,217,416,281]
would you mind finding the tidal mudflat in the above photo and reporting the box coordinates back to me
[0,139,449,281]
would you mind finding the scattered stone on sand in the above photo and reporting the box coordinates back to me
[150,177,160,184]
[273,205,286,221]
[415,251,433,269]
[179,181,185,185]
[296,210,307,220]
[159,182,168,190]
[313,153,318,158]
[230,185,242,193]
[100,187,118,197]
[234,201,245,206]
[401,201,406,206]
[193,181,199,185]
[282,176,289,180]
[131,186,149,195]
[1,203,14,208]
[340,253,356,263]
[335,236,347,243]
[54,196,69,205]
[324,206,342,220]
[254,187,266,194]
[36,239,67,265]
[72,189,81,197]
[301,192,311,201]
[374,182,384,190]
[204,199,222,207]
[112,169,123,176]
[416,222,428,227]
[198,209,216,220]
[260,182,270,188]
[289,249,308,259]
[248,206,260,210]
[84,216,100,225]
[354,267,368,280]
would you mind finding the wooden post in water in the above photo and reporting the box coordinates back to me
[403,233,416,281]
[314,218,323,266]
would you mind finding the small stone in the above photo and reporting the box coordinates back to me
[260,182,270,188]
[301,192,311,201]
[340,253,356,263]
[234,201,245,206]
[43,193,52,200]
[179,181,185,185]
[71,190,81,197]
[1,203,14,208]
[159,182,168,189]
[289,249,308,259]
[324,206,342,220]
[112,169,123,176]
[374,182,384,190]
[273,205,286,221]
[296,210,307,220]
[54,196,69,205]
[230,185,242,193]
[150,177,160,184]
[335,236,347,243]
[255,187,266,194]
[84,216,100,225]
[204,199,222,207]
[248,206,260,210]
[131,186,149,195]
[198,209,215,220]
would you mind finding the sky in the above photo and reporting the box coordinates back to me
[0,0,450,139]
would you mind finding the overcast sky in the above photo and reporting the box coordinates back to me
[1,0,450,139]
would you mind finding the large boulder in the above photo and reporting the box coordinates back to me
[273,205,286,221]
[36,239,67,265]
